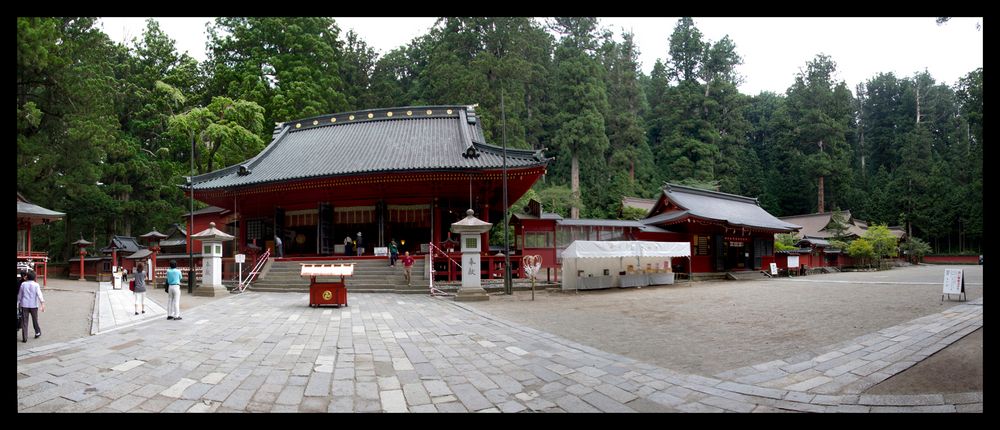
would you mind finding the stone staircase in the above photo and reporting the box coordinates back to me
[250,258,428,294]
[726,271,772,281]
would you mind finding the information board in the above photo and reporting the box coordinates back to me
[787,255,800,268]
[770,263,778,275]
[943,269,965,295]
[235,254,246,264]
[374,247,388,257]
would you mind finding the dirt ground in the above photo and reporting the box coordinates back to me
[467,264,983,394]
[865,328,982,394]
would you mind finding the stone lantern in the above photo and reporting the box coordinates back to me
[139,230,168,285]
[71,236,92,281]
[189,222,234,297]
[450,209,492,302]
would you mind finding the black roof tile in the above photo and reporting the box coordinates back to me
[191,105,548,191]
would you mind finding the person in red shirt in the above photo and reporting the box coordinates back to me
[401,251,415,286]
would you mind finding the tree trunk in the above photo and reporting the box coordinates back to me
[817,175,825,213]
[571,152,580,219]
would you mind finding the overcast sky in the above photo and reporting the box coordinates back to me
[98,17,983,96]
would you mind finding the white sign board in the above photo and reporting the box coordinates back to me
[235,254,246,264]
[787,255,800,268]
[770,263,778,275]
[943,269,965,295]
[374,247,388,257]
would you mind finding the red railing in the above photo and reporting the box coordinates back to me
[16,251,49,260]
[428,243,521,283]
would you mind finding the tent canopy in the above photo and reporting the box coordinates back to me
[561,241,690,259]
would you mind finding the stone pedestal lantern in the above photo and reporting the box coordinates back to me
[71,237,93,281]
[450,209,492,302]
[190,222,234,297]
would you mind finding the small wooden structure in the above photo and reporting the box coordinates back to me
[17,192,65,286]
[300,263,354,307]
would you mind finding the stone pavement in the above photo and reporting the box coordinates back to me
[17,292,982,413]
[95,282,167,335]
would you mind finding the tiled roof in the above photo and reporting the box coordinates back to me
[645,184,800,232]
[190,105,548,191]
[17,198,65,221]
[100,236,145,254]
[621,196,656,214]
[779,210,865,238]
[557,219,654,229]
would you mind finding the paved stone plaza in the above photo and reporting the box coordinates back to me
[16,287,982,412]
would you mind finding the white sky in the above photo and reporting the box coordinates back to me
[98,17,983,96]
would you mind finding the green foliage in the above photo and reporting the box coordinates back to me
[774,233,799,251]
[167,96,266,174]
[535,185,580,219]
[619,206,650,221]
[900,237,932,262]
[862,224,899,262]
[847,238,875,267]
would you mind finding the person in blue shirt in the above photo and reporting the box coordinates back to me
[165,260,183,321]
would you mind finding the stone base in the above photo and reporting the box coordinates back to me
[454,287,489,302]
[192,284,228,297]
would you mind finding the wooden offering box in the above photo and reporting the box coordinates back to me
[301,263,354,307]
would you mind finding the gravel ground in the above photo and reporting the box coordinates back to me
[467,264,983,380]
[15,288,94,349]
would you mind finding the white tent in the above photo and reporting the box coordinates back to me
[561,241,691,290]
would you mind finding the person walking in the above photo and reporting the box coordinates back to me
[401,251,415,286]
[165,260,183,321]
[356,232,365,256]
[17,271,44,342]
[133,263,147,315]
[388,239,399,267]
[16,270,27,334]
[274,234,284,258]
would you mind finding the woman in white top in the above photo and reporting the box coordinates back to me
[17,271,44,343]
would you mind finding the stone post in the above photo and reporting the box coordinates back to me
[451,209,492,302]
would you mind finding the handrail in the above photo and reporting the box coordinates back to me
[427,242,461,268]
[237,248,270,293]
[426,243,456,297]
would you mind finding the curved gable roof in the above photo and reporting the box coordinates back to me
[646,184,800,232]
[190,105,548,191]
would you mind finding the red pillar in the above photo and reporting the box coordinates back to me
[112,248,117,271]
[27,223,32,256]
[79,248,86,281]
[151,246,159,285]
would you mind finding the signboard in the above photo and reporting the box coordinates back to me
[374,247,388,257]
[235,254,246,264]
[787,255,800,268]
[942,269,966,301]
[770,263,778,275]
